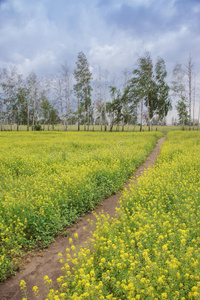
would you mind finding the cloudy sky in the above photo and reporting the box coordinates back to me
[0,0,200,120]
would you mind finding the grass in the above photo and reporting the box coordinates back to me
[1,124,199,133]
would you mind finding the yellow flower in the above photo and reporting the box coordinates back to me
[20,280,26,289]
[161,293,167,299]
[32,286,38,292]
[162,244,168,251]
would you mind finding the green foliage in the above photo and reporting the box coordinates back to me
[130,53,171,129]
[176,100,189,126]
[32,124,42,131]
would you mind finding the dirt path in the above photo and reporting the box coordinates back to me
[0,136,165,300]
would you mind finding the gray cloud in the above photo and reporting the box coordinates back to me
[0,0,199,82]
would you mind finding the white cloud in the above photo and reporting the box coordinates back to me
[17,51,57,76]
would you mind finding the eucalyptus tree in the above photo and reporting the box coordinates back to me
[53,64,73,130]
[103,69,109,131]
[97,66,103,131]
[107,86,118,132]
[93,67,103,130]
[0,68,6,130]
[15,74,28,131]
[61,64,72,131]
[131,52,154,131]
[40,91,60,130]
[94,67,109,131]
[130,54,171,130]
[175,100,189,126]
[1,66,19,130]
[186,55,193,131]
[154,57,171,127]
[171,63,187,126]
[74,52,92,131]
[53,75,64,127]
[121,70,131,131]
[26,72,39,130]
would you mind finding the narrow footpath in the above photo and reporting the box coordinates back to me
[0,136,166,300]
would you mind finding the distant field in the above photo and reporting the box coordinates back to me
[0,131,162,281]
[1,124,198,133]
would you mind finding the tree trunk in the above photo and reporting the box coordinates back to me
[87,108,90,131]
[27,101,29,131]
[148,96,150,131]
[193,77,196,130]
[188,56,192,131]
[122,102,125,132]
[32,93,36,128]
[104,70,109,132]
[84,110,86,131]
[110,111,114,132]
[78,99,80,131]
[140,98,143,131]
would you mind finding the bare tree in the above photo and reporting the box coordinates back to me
[26,72,39,130]
[74,52,92,131]
[193,75,196,130]
[171,63,187,127]
[104,69,109,131]
[61,64,72,131]
[186,55,193,131]
[98,67,103,131]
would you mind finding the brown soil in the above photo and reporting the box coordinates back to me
[0,136,165,300]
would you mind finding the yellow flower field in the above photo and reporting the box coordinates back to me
[43,131,200,300]
[0,131,162,281]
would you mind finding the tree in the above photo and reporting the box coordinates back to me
[53,64,73,131]
[40,91,60,129]
[97,66,103,131]
[154,57,171,127]
[0,69,4,131]
[171,63,187,126]
[175,100,189,126]
[121,70,131,131]
[53,75,64,127]
[15,74,28,131]
[186,55,193,131]
[74,52,92,131]
[130,54,171,131]
[61,64,72,131]
[1,66,20,131]
[131,52,154,131]
[107,86,118,132]
[103,70,109,131]
[26,72,39,131]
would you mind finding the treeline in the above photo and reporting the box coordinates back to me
[0,52,197,131]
